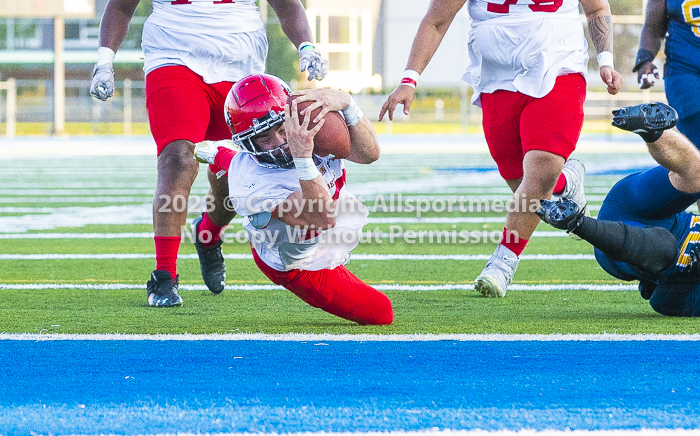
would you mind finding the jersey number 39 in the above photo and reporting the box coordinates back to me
[487,0,563,13]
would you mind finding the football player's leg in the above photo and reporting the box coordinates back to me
[475,75,584,298]
[199,79,238,243]
[290,266,394,326]
[600,166,700,224]
[146,66,212,305]
[475,90,527,297]
[515,72,585,235]
[252,249,393,325]
[480,89,527,184]
[642,130,700,195]
[189,80,237,294]
[649,277,700,317]
[583,167,696,284]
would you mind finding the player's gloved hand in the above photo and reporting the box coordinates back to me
[298,42,329,81]
[90,63,115,101]
[636,61,659,90]
[90,47,116,101]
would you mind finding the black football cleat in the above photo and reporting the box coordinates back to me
[146,270,183,307]
[612,102,677,143]
[536,198,586,233]
[192,214,226,294]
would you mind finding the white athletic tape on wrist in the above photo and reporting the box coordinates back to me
[97,47,115,66]
[294,157,320,180]
[342,96,364,127]
[596,51,614,68]
[403,69,420,81]
[400,69,420,89]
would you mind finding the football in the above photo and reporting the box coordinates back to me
[288,97,352,159]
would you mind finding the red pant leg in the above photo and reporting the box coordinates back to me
[481,73,586,180]
[252,248,394,325]
[146,65,234,155]
[481,90,529,181]
[520,73,586,159]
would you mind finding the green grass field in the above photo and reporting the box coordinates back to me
[2,145,697,335]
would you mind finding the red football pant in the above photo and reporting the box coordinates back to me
[146,65,234,155]
[480,73,586,181]
[252,248,394,325]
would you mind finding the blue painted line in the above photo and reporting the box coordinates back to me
[431,166,656,176]
[588,166,656,176]
[1,340,699,434]
[432,166,497,172]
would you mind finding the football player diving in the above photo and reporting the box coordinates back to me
[538,102,700,317]
[193,74,393,325]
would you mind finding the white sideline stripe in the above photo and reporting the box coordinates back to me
[369,217,507,223]
[0,231,571,239]
[0,332,698,342]
[42,432,700,436]
[0,232,155,239]
[0,283,636,291]
[0,197,152,203]
[0,253,597,261]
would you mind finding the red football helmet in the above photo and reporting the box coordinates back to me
[225,74,293,169]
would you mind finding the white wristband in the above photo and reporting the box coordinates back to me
[97,46,115,66]
[341,96,364,127]
[403,69,420,81]
[596,51,614,68]
[294,157,321,180]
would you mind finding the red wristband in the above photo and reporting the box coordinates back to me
[400,77,417,88]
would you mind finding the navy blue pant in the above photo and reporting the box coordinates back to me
[665,72,700,150]
[597,166,700,316]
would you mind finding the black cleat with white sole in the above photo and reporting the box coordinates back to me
[536,198,586,234]
[146,270,183,307]
[612,102,677,143]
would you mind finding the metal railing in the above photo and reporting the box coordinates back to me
[0,78,16,138]
[0,79,668,137]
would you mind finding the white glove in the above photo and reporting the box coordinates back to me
[90,47,116,101]
[298,42,329,81]
[90,64,115,101]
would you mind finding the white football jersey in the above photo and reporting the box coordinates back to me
[228,153,369,272]
[463,0,588,105]
[142,0,267,83]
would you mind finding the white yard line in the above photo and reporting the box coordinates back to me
[0,332,696,342]
[0,253,596,260]
[0,231,572,239]
[0,283,635,291]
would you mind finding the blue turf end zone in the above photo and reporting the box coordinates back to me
[1,340,699,435]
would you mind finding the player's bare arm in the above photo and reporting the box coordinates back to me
[293,89,380,164]
[268,0,313,48]
[99,0,141,51]
[378,0,466,121]
[91,0,140,101]
[269,0,328,81]
[636,0,667,89]
[580,0,623,94]
[275,100,336,230]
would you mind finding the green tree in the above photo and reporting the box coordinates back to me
[264,3,302,83]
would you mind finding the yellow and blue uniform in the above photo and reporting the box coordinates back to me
[664,0,700,147]
[596,166,700,316]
